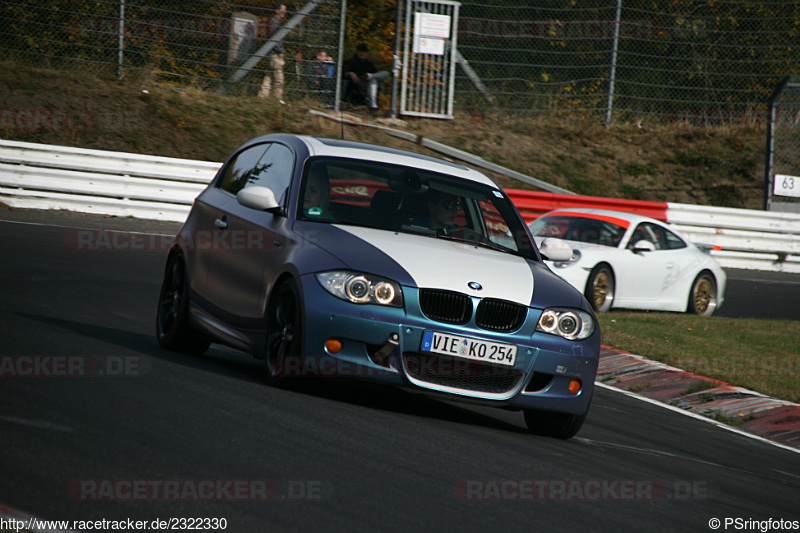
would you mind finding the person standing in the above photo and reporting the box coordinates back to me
[305,49,336,106]
[258,3,287,104]
[342,43,390,112]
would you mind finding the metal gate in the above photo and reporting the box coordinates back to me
[765,76,800,212]
[400,0,460,119]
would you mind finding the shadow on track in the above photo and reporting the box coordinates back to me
[19,311,525,435]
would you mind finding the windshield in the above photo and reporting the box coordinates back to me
[529,213,628,248]
[298,157,537,260]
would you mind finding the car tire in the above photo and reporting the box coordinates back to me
[688,271,718,317]
[523,408,587,439]
[265,278,303,382]
[585,264,615,313]
[156,252,211,355]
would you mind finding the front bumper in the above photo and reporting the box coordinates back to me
[296,274,600,415]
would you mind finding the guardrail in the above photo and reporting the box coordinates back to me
[0,139,219,221]
[1,138,799,273]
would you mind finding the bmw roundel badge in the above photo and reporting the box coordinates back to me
[468,281,483,291]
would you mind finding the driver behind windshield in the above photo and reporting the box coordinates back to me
[425,190,462,232]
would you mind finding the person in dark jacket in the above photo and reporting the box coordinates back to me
[342,43,389,111]
[305,49,336,106]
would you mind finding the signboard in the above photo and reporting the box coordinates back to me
[228,12,258,64]
[774,174,800,197]
[413,12,451,56]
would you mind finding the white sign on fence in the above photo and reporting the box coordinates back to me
[413,13,451,55]
[774,174,800,198]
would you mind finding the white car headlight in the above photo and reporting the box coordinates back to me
[316,271,404,307]
[536,308,595,340]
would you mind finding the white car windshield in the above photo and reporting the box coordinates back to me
[298,157,537,259]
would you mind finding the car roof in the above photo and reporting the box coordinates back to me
[539,208,659,227]
[249,134,500,189]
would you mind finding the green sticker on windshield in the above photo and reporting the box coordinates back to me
[307,207,323,217]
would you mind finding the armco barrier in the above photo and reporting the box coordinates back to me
[1,138,799,272]
[0,139,219,221]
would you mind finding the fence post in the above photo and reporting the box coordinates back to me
[390,0,403,118]
[764,75,793,211]
[116,0,125,78]
[605,0,622,128]
[334,0,347,112]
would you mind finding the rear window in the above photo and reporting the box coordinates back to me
[530,214,627,248]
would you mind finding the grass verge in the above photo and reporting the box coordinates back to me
[597,312,800,403]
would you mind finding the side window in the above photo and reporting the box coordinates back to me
[217,145,269,195]
[627,223,658,249]
[216,143,295,203]
[627,222,685,250]
[662,226,687,250]
[248,143,295,205]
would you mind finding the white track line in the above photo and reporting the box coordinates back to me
[595,381,800,455]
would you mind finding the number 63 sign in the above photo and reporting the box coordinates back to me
[774,174,800,197]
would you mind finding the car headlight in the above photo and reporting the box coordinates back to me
[316,271,404,307]
[553,250,581,268]
[536,308,595,340]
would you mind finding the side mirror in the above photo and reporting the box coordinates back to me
[237,186,279,212]
[539,237,574,262]
[631,240,656,253]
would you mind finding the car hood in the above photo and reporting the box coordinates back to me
[299,223,577,308]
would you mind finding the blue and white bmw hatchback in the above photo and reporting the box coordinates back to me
[156,134,600,438]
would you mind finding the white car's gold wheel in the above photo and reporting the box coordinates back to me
[586,264,615,313]
[689,272,717,316]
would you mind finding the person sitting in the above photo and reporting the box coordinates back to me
[342,43,389,112]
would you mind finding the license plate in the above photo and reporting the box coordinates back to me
[421,331,517,367]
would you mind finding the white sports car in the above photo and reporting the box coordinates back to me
[528,208,726,316]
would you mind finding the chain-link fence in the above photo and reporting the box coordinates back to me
[454,0,800,125]
[1,0,342,104]
[1,0,799,125]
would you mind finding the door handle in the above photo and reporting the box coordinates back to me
[214,217,228,229]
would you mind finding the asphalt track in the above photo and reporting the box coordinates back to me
[0,209,798,532]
